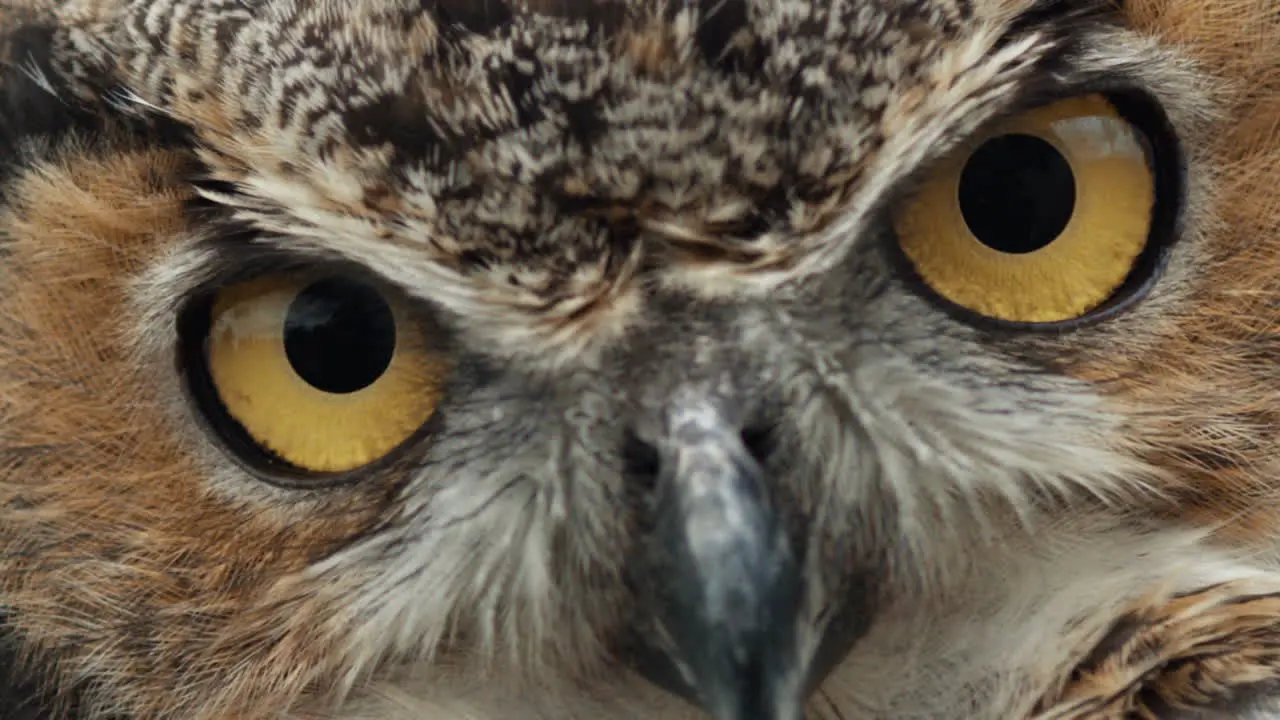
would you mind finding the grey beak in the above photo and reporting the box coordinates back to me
[632,394,806,720]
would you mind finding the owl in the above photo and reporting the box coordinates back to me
[1,0,1279,718]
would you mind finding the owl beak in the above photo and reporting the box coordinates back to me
[629,395,807,720]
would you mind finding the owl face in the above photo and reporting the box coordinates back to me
[3,1,1280,719]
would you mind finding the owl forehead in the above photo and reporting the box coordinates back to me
[246,0,971,167]
[336,0,960,273]
[60,0,1063,349]
[190,2,968,206]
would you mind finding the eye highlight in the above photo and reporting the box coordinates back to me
[894,94,1165,325]
[189,273,448,475]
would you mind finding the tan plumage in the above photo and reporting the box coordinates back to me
[1,1,1280,719]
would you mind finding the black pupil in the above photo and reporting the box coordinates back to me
[958,133,1076,254]
[284,278,396,394]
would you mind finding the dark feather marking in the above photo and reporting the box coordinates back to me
[0,615,71,720]
[0,21,104,192]
[1007,0,1120,35]
[431,0,514,35]
[0,17,196,202]
[1072,612,1146,677]
[345,92,451,166]
[694,0,765,75]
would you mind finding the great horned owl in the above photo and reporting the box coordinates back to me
[0,0,1278,718]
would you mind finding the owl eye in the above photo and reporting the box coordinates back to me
[185,273,448,475]
[893,93,1174,325]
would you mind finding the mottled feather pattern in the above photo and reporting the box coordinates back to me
[1036,580,1280,719]
[0,1,1278,719]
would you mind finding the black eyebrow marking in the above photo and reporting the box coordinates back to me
[1005,0,1121,37]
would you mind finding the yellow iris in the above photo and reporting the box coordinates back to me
[205,274,447,473]
[894,94,1156,324]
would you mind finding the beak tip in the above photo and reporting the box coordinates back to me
[702,682,806,720]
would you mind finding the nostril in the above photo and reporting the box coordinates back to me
[622,431,661,490]
[740,423,776,465]
[624,424,776,486]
